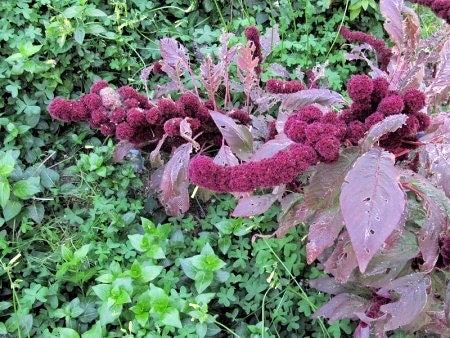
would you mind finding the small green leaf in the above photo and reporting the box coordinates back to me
[0,151,15,177]
[3,200,22,221]
[17,42,42,57]
[55,328,80,338]
[40,167,60,188]
[27,203,44,223]
[85,8,107,17]
[81,322,102,338]
[195,270,214,293]
[161,308,182,328]
[74,244,91,260]
[62,5,84,18]
[128,234,144,251]
[92,284,111,301]
[180,258,196,279]
[13,177,40,199]
[0,178,10,208]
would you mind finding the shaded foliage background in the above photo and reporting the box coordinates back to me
[0,0,413,337]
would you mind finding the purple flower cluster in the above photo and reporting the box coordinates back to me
[49,81,222,147]
[340,27,392,71]
[411,0,450,23]
[284,106,346,162]
[343,75,430,154]
[189,144,318,192]
[266,79,304,94]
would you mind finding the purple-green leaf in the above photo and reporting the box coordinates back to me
[305,147,360,210]
[210,111,253,161]
[275,198,314,238]
[402,172,450,271]
[340,148,406,273]
[313,293,369,323]
[113,141,135,163]
[377,273,429,331]
[232,194,278,217]
[306,208,344,264]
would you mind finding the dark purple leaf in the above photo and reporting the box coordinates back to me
[149,134,167,168]
[269,63,290,78]
[250,134,293,161]
[232,193,279,217]
[362,114,408,151]
[113,141,135,163]
[275,199,314,238]
[159,144,192,216]
[305,147,360,210]
[340,148,406,273]
[418,143,450,198]
[428,40,450,95]
[377,273,429,331]
[159,38,189,68]
[313,293,369,323]
[306,208,344,264]
[214,145,239,166]
[354,323,370,338]
[260,25,280,59]
[251,87,282,113]
[380,0,404,48]
[324,232,359,283]
[281,89,345,112]
[354,230,419,288]
[309,277,348,295]
[210,111,253,161]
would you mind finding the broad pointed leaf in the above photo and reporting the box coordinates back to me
[159,144,192,216]
[213,145,239,166]
[113,141,135,163]
[232,194,278,218]
[305,147,360,210]
[313,293,369,323]
[362,114,408,151]
[340,148,406,272]
[260,25,280,59]
[210,111,253,160]
[250,134,293,161]
[380,0,404,47]
[324,232,358,283]
[275,199,314,238]
[306,208,344,264]
[403,173,450,271]
[281,89,345,112]
[377,273,429,331]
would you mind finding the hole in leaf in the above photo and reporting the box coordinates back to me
[369,229,375,235]
[363,197,371,202]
